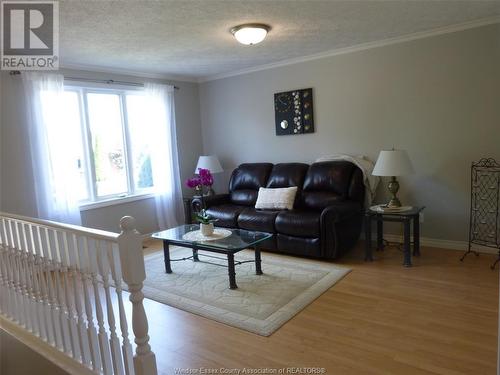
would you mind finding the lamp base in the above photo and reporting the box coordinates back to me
[386,197,402,208]
[386,176,402,208]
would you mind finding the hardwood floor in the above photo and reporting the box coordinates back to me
[141,240,498,375]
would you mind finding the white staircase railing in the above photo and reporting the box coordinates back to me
[0,212,157,375]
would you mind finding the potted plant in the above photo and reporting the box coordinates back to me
[198,168,215,196]
[196,209,215,236]
[186,173,217,235]
[186,168,214,197]
[186,175,203,197]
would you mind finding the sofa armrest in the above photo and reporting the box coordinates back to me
[192,194,230,211]
[320,201,364,259]
[320,201,363,224]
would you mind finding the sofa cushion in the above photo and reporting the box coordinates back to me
[229,163,274,206]
[303,161,356,194]
[275,210,321,238]
[301,191,345,210]
[255,187,297,210]
[237,208,280,233]
[230,190,259,206]
[267,163,308,208]
[266,163,309,189]
[206,204,246,228]
[301,161,356,210]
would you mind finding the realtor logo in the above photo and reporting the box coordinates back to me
[1,0,59,70]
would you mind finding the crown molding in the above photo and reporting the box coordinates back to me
[59,62,199,83]
[198,16,500,83]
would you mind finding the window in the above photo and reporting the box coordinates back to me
[53,86,155,203]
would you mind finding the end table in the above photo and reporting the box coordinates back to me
[365,206,425,267]
[182,196,203,224]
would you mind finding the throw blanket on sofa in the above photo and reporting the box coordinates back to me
[315,154,379,206]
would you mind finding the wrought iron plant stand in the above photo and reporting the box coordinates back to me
[461,158,500,269]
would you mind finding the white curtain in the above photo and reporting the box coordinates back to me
[144,82,184,229]
[22,72,82,224]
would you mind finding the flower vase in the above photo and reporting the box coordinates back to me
[200,222,214,236]
[204,186,215,196]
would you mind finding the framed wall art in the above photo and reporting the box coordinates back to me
[274,88,314,136]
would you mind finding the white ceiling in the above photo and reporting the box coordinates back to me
[59,0,500,81]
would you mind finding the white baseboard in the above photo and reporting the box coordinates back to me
[142,227,499,255]
[382,234,499,255]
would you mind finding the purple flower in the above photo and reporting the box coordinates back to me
[198,168,209,178]
[186,177,201,189]
[198,168,213,186]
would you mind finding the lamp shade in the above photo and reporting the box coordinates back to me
[195,155,223,174]
[372,150,414,177]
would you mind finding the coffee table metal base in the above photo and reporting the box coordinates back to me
[162,240,263,289]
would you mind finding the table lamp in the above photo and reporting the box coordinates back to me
[372,149,414,208]
[195,155,223,195]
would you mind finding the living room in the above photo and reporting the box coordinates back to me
[1,1,500,374]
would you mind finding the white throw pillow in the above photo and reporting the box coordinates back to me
[255,187,298,210]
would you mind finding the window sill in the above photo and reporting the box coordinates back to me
[79,193,156,211]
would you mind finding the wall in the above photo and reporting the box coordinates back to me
[199,24,500,242]
[0,330,68,375]
[0,68,203,234]
[0,72,35,216]
[0,72,3,210]
[80,197,159,234]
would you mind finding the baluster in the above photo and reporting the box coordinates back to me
[10,221,22,324]
[78,236,102,372]
[54,265,72,355]
[118,217,157,375]
[18,221,33,330]
[109,242,134,375]
[67,234,91,367]
[9,221,21,323]
[59,231,81,361]
[34,254,49,341]
[0,219,8,317]
[0,254,6,318]
[20,223,36,334]
[11,221,26,327]
[99,240,125,375]
[48,229,65,349]
[4,220,18,322]
[42,227,63,347]
[22,223,40,337]
[10,222,23,327]
[28,224,47,341]
[0,218,10,318]
[17,222,28,329]
[29,252,44,339]
[52,231,73,355]
[89,238,113,375]
[35,226,55,344]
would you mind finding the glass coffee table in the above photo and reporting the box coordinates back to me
[151,224,273,289]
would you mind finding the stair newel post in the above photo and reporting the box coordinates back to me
[117,216,157,375]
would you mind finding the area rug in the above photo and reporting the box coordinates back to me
[141,247,351,336]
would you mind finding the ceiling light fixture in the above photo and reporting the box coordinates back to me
[230,23,271,45]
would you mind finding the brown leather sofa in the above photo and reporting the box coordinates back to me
[201,161,365,259]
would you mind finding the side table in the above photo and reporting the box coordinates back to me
[365,206,425,267]
[182,196,204,224]
[183,194,229,224]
